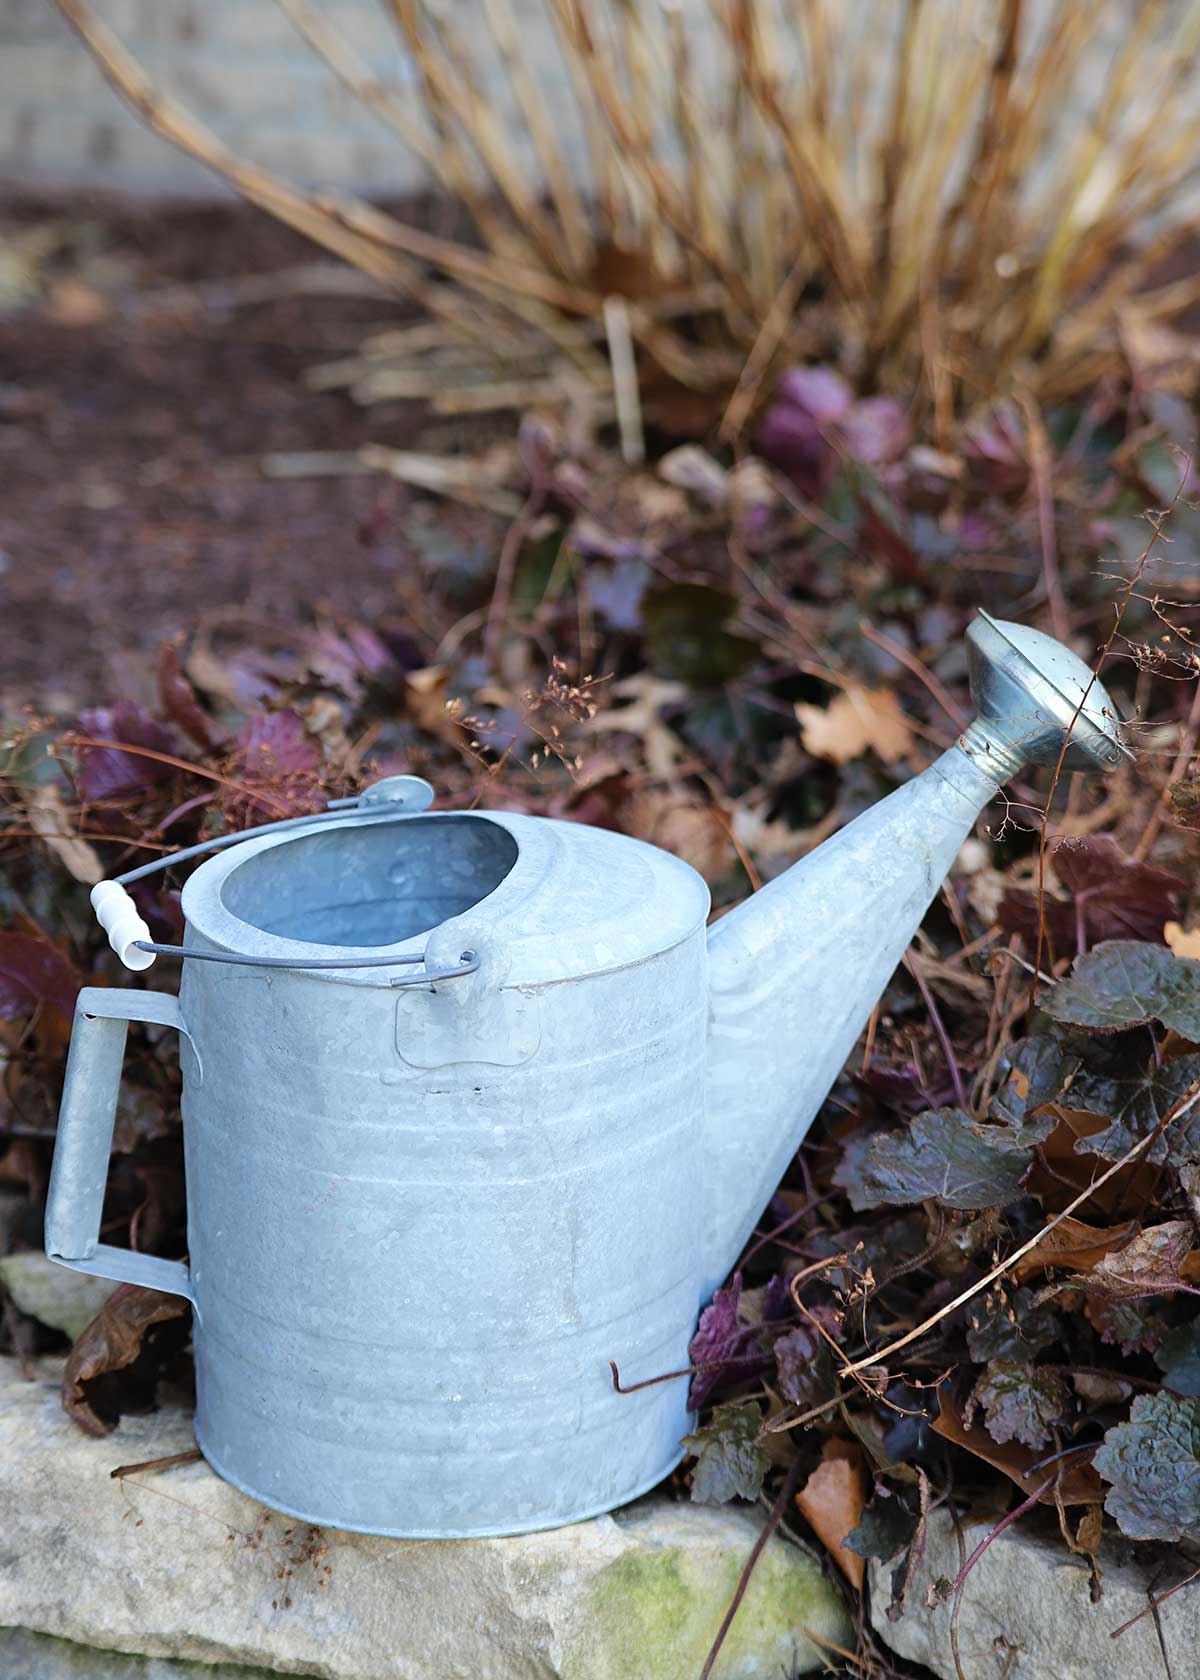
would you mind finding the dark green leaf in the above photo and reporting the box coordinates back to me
[1070,1053,1200,1165]
[1095,1393,1200,1541]
[835,1108,1036,1211]
[640,583,761,685]
[966,1287,1059,1362]
[1043,941,1200,1036]
[989,1036,1079,1127]
[682,1403,769,1504]
[844,1488,920,1563]
[970,1360,1068,1450]
[1089,1298,1169,1356]
[1156,1321,1200,1396]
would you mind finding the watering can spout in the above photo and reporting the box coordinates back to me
[699,612,1128,1299]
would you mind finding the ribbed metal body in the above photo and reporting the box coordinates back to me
[179,810,708,1536]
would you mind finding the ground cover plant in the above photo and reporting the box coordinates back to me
[51,0,1200,431]
[3,218,1200,1667]
[4,3,1200,1673]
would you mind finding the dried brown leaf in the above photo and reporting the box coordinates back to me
[1166,922,1200,960]
[794,1437,870,1588]
[1010,1216,1138,1284]
[62,1283,190,1438]
[932,1392,1103,1506]
[26,784,102,886]
[795,685,914,766]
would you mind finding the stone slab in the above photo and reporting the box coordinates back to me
[0,1357,850,1680]
[0,1626,275,1680]
[0,1251,117,1341]
[870,1506,1190,1680]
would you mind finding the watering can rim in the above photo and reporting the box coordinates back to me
[179,806,710,989]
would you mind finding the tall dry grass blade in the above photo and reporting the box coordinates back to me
[603,295,644,465]
[54,0,1200,420]
[51,0,497,345]
[274,0,524,264]
[384,0,565,271]
[480,0,594,274]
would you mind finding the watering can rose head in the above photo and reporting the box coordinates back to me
[46,613,1127,1539]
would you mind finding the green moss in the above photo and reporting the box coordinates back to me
[567,1513,852,1680]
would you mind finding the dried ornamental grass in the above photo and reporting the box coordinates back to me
[50,0,1200,419]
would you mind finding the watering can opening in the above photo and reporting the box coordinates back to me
[217,815,519,949]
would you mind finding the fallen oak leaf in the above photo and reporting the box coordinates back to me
[794,1437,870,1589]
[63,1283,191,1438]
[795,685,914,766]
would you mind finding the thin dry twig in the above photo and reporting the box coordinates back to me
[1032,463,1189,1002]
[831,1080,1200,1386]
[698,1456,805,1680]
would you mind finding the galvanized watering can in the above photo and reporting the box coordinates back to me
[46,613,1126,1537]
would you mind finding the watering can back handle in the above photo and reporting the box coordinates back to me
[45,988,196,1307]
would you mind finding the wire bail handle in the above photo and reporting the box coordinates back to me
[88,775,477,981]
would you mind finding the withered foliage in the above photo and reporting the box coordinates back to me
[50,0,1200,425]
[2,259,1200,1672]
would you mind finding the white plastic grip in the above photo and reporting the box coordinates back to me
[90,880,156,971]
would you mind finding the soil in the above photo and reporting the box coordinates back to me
[0,198,499,714]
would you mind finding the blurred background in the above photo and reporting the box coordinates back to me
[3,6,1200,1676]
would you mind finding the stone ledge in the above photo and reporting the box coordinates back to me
[0,1626,276,1680]
[0,1357,849,1680]
[870,1506,1190,1680]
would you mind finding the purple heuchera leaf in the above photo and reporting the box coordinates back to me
[962,402,1028,497]
[999,835,1184,956]
[229,710,322,822]
[77,704,176,801]
[773,366,853,422]
[0,933,80,1025]
[755,405,829,497]
[308,624,395,697]
[755,365,852,496]
[840,396,912,466]
[688,1276,763,1409]
[774,1323,824,1406]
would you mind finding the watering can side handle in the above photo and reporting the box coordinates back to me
[45,987,195,1308]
